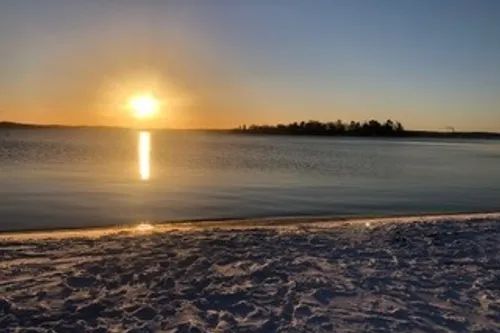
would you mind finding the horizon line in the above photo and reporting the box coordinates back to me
[1,120,500,135]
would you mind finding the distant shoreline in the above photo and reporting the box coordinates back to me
[230,129,500,140]
[1,120,500,139]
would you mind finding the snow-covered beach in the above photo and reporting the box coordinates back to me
[0,213,499,332]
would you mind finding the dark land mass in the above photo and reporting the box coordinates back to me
[0,121,123,130]
[1,120,500,139]
[0,121,63,129]
[232,119,500,139]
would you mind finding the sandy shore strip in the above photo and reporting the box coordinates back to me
[0,213,499,332]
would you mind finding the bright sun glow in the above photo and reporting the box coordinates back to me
[129,94,159,119]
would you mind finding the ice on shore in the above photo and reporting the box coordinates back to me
[0,214,499,332]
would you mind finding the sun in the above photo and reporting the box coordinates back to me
[129,94,159,119]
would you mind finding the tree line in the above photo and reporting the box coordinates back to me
[234,119,405,136]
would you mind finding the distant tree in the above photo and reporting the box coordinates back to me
[233,119,406,137]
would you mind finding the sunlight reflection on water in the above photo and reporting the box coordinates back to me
[135,222,154,232]
[138,131,151,181]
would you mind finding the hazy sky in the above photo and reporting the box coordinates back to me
[1,0,499,130]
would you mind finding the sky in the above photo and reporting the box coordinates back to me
[0,0,499,131]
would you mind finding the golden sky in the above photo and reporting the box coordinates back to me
[1,1,500,131]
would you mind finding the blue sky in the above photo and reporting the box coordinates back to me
[0,0,499,130]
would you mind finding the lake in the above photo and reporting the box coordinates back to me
[0,128,499,231]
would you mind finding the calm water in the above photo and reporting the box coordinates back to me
[0,128,499,231]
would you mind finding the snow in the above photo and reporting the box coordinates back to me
[0,213,499,332]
